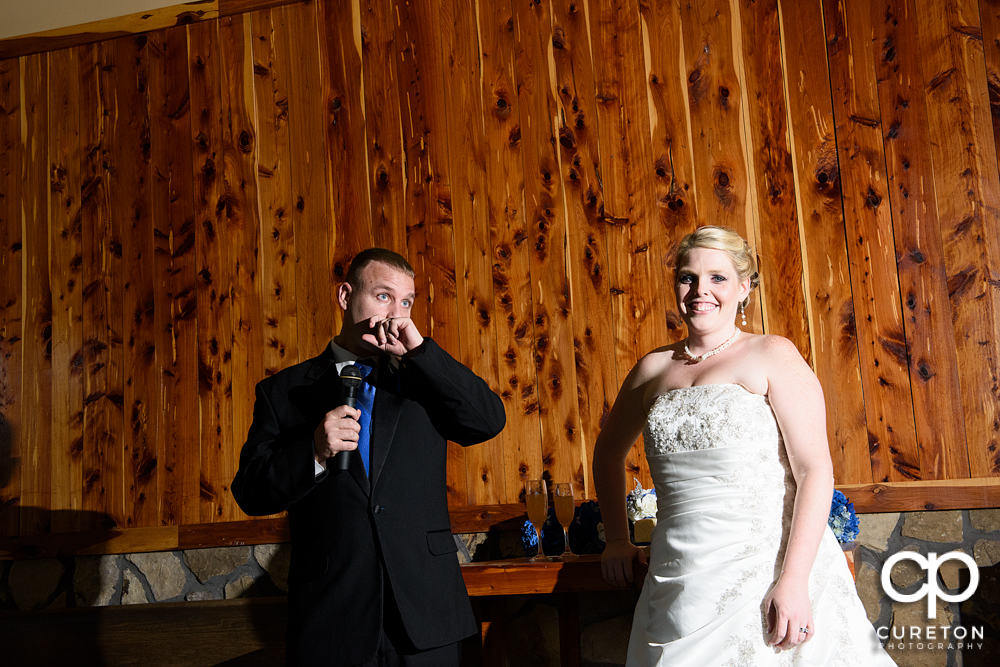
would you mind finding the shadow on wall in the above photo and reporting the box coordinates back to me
[0,410,118,546]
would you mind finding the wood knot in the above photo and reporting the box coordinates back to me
[552,27,566,50]
[508,125,521,147]
[559,126,577,150]
[866,186,881,208]
[238,130,253,154]
[719,86,730,109]
[882,37,895,62]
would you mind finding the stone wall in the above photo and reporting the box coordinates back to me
[1,509,998,667]
[0,544,291,610]
[853,509,1000,667]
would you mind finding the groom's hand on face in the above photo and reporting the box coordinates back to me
[314,405,362,464]
[362,316,424,357]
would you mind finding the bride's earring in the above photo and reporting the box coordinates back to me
[740,302,747,327]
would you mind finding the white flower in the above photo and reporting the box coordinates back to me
[630,492,658,521]
[626,478,658,521]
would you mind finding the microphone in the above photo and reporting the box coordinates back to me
[332,364,365,471]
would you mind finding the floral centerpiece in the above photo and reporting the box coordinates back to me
[829,489,860,544]
[626,478,657,545]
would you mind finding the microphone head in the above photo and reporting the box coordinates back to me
[340,364,364,389]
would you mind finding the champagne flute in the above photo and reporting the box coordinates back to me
[553,483,577,558]
[525,479,549,561]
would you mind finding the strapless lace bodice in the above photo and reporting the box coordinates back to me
[643,384,779,456]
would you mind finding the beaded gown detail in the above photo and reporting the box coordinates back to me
[626,384,895,666]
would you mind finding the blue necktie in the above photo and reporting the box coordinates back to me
[353,359,376,477]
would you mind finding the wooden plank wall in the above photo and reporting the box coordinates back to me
[2,0,1000,543]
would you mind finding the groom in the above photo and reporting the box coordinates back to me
[232,248,506,666]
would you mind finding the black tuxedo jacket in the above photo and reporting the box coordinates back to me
[232,338,505,665]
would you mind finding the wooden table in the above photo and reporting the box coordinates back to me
[460,554,647,667]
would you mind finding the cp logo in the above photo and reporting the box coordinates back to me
[881,551,979,618]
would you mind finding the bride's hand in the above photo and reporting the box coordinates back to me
[764,573,814,650]
[601,539,647,588]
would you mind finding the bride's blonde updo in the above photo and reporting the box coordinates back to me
[675,226,760,306]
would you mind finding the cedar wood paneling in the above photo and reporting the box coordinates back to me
[0,0,999,547]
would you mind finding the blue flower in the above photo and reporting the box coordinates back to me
[520,518,538,549]
[520,507,563,556]
[829,490,860,543]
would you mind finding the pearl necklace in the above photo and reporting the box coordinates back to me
[684,329,740,362]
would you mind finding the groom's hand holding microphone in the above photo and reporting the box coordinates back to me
[316,365,366,471]
[313,401,362,470]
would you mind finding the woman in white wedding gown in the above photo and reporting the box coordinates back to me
[594,227,895,666]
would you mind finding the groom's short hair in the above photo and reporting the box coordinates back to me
[345,248,415,289]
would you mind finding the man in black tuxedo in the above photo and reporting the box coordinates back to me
[232,248,506,666]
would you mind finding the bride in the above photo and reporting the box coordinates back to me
[594,227,894,665]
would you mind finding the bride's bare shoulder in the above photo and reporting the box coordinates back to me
[632,342,684,380]
[750,334,805,360]
[742,334,813,380]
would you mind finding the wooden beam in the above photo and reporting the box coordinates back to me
[1,480,998,560]
[0,0,311,60]
[839,478,1000,513]
[220,0,303,16]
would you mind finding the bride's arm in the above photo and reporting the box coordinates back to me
[593,355,655,587]
[763,335,835,650]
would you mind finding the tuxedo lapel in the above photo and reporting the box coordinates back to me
[369,358,402,488]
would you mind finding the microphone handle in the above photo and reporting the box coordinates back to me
[332,396,358,471]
